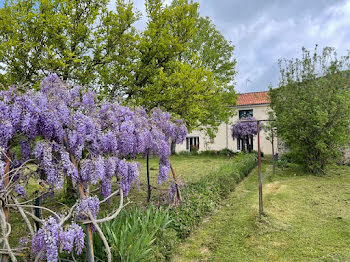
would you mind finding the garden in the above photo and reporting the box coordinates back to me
[0,73,258,261]
[1,0,350,261]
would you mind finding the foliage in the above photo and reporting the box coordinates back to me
[122,0,237,137]
[0,74,186,261]
[270,46,350,173]
[184,16,236,86]
[176,148,237,157]
[0,0,138,88]
[93,206,174,262]
[169,153,257,238]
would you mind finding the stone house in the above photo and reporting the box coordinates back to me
[175,91,278,155]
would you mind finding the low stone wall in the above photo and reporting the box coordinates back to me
[277,137,289,159]
[341,146,350,165]
[277,138,350,165]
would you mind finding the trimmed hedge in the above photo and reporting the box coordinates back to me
[93,153,257,261]
[168,153,257,239]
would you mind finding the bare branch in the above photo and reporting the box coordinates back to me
[99,189,120,204]
[83,189,126,224]
[12,198,34,236]
[6,204,60,219]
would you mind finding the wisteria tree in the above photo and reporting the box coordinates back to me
[0,74,187,262]
[231,117,259,153]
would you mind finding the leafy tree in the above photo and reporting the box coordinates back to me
[184,16,236,87]
[122,0,236,141]
[270,46,350,173]
[0,0,138,88]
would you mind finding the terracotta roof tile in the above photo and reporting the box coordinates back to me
[236,91,270,106]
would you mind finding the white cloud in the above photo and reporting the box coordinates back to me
[111,0,350,92]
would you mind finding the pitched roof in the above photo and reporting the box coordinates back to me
[237,91,270,106]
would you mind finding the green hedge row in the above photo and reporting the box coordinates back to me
[168,153,257,239]
[93,153,257,261]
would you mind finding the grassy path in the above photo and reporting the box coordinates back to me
[173,160,350,262]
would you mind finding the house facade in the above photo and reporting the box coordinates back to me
[176,91,278,155]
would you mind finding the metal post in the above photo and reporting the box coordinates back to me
[146,152,151,202]
[34,193,41,231]
[257,121,263,217]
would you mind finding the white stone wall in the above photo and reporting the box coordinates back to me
[341,146,350,165]
[176,104,278,155]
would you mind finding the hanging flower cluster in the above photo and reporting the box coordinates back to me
[231,117,259,139]
[231,117,260,152]
[0,73,187,261]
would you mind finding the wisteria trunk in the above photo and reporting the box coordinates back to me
[77,184,94,262]
[67,149,95,262]
[0,150,10,262]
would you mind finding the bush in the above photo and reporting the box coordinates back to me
[270,47,350,173]
[169,153,257,238]
[177,148,237,157]
[93,206,174,262]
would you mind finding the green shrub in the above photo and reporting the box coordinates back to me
[178,149,237,157]
[169,153,257,238]
[93,206,173,262]
[218,148,237,157]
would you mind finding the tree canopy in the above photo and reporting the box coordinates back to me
[270,46,350,173]
[0,0,237,138]
[0,0,138,88]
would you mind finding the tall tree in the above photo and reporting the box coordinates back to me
[270,46,350,173]
[123,0,237,139]
[0,0,138,88]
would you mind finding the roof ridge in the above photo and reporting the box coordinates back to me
[238,90,269,95]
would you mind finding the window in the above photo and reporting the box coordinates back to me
[186,137,199,151]
[237,135,254,152]
[239,109,253,119]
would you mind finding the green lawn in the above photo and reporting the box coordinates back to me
[129,154,236,204]
[173,159,350,262]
